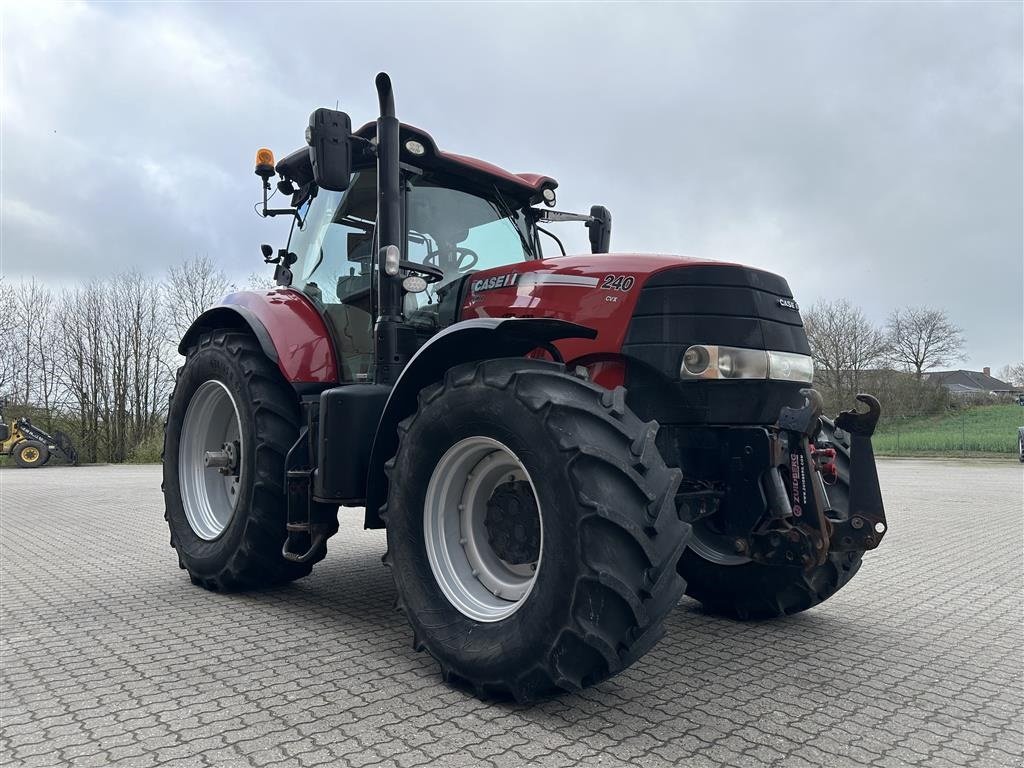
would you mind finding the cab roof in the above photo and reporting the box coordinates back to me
[275,122,557,205]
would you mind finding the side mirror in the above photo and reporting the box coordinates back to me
[586,205,612,253]
[306,108,352,192]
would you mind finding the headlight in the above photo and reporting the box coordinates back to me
[680,345,813,383]
[767,351,814,383]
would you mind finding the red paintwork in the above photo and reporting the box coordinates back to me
[354,121,556,197]
[226,255,742,385]
[222,289,339,384]
[441,152,556,194]
[461,253,739,369]
[513,173,556,190]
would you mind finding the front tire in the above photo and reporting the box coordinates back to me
[163,330,315,591]
[679,417,862,619]
[14,440,48,468]
[383,358,690,701]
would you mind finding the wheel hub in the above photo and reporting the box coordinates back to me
[484,481,540,565]
[423,437,543,623]
[204,441,239,475]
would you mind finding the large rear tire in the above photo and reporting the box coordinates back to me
[678,418,863,620]
[163,330,315,591]
[382,358,690,701]
[14,440,48,468]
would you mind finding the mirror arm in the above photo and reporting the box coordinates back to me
[259,178,303,224]
[535,209,591,224]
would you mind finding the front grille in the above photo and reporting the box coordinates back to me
[622,264,810,426]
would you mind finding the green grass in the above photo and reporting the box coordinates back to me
[873,404,1022,456]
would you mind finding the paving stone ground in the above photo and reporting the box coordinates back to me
[1,459,1021,767]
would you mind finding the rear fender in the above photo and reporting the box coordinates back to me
[178,289,339,385]
[363,317,597,528]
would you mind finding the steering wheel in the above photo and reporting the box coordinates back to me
[454,247,478,271]
[399,260,444,284]
[423,247,479,273]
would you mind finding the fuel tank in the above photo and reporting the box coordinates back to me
[460,253,811,425]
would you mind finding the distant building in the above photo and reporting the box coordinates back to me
[925,367,1019,396]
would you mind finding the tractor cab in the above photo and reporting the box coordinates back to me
[257,109,609,385]
[277,145,543,380]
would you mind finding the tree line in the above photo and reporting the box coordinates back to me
[803,299,1017,416]
[0,260,1014,463]
[0,257,258,463]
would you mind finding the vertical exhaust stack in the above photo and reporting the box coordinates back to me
[374,72,406,385]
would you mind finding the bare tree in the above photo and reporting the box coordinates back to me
[163,255,232,343]
[244,271,277,291]
[52,274,172,463]
[999,363,1024,387]
[803,299,888,400]
[3,279,64,427]
[101,271,174,461]
[0,277,19,398]
[55,283,108,463]
[885,307,965,378]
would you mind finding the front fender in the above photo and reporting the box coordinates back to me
[178,289,339,385]
[363,317,597,528]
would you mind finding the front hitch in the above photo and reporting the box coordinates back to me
[827,394,888,552]
[745,391,888,568]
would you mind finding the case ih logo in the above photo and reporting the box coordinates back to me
[778,298,800,311]
[471,273,520,293]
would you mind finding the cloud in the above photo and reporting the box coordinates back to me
[1,2,1020,369]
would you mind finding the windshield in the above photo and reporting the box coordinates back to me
[288,171,377,302]
[405,177,535,293]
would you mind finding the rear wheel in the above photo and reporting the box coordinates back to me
[678,418,862,620]
[14,440,48,468]
[163,330,316,591]
[383,358,690,701]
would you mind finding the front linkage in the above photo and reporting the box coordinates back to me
[750,391,887,568]
[676,390,887,570]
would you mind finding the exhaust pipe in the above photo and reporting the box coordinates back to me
[374,72,406,385]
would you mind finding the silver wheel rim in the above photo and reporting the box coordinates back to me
[688,526,751,566]
[423,437,542,623]
[179,380,243,541]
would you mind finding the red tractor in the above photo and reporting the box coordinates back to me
[164,73,886,701]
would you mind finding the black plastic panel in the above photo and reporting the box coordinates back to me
[315,384,391,502]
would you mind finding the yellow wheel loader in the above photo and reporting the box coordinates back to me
[0,402,78,468]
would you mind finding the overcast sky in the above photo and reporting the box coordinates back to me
[2,2,1021,371]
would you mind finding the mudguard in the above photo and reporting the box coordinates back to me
[362,317,597,528]
[178,290,339,385]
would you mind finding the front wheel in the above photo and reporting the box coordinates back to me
[382,358,690,701]
[162,330,316,591]
[14,440,48,468]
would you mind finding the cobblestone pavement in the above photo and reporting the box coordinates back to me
[1,460,1021,767]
